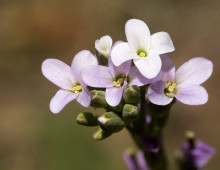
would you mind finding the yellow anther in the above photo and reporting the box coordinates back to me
[164,82,176,97]
[113,75,127,88]
[72,84,82,93]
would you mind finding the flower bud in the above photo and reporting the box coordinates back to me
[123,85,140,104]
[98,112,125,132]
[90,90,108,108]
[76,112,98,126]
[122,104,139,122]
[93,127,112,141]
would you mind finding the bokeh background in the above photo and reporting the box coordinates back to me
[0,0,220,169]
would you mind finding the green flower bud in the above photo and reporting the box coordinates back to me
[123,85,140,104]
[76,112,98,126]
[98,112,125,132]
[122,104,139,122]
[90,90,108,108]
[93,127,112,141]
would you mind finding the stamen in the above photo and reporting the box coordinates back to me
[72,84,82,93]
[164,82,176,97]
[139,52,146,57]
[113,75,127,88]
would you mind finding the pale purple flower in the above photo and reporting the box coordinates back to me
[181,140,216,169]
[41,50,98,114]
[123,151,149,170]
[83,42,153,107]
[95,35,113,58]
[148,55,213,105]
[111,19,175,79]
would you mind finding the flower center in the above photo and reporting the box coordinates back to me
[113,75,127,88]
[164,81,176,97]
[137,50,147,58]
[72,83,82,93]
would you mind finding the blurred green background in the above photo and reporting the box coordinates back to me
[0,0,219,169]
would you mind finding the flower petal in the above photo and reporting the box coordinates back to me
[147,81,173,105]
[106,82,128,106]
[175,57,213,85]
[95,35,112,57]
[109,44,131,77]
[134,51,162,79]
[125,19,151,52]
[71,50,98,81]
[42,59,73,90]
[82,65,113,88]
[150,32,175,54]
[175,84,208,105]
[50,89,78,114]
[160,54,175,82]
[111,42,138,66]
[128,66,152,86]
[76,81,91,107]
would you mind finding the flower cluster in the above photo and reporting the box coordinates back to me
[41,19,215,170]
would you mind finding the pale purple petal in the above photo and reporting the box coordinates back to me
[71,50,98,81]
[150,32,175,54]
[106,82,128,106]
[76,81,91,107]
[160,54,175,82]
[50,89,78,114]
[136,151,150,170]
[148,81,173,105]
[42,59,73,90]
[175,57,213,85]
[134,50,162,79]
[175,84,208,105]
[82,65,114,88]
[123,153,138,170]
[111,42,138,66]
[181,140,216,169]
[109,42,131,77]
[128,66,152,86]
[125,19,151,52]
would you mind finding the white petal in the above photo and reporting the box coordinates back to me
[111,42,138,66]
[175,84,208,105]
[50,89,78,114]
[95,35,113,57]
[175,57,213,85]
[150,32,175,54]
[147,81,173,105]
[42,59,73,90]
[134,51,162,79]
[125,19,151,52]
[128,66,152,86]
[71,50,98,81]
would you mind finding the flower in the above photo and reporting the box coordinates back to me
[95,35,113,58]
[181,140,216,169]
[111,19,175,79]
[41,50,98,113]
[123,150,149,170]
[83,42,152,107]
[147,55,213,105]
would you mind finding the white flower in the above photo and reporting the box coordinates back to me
[95,35,113,58]
[111,19,175,79]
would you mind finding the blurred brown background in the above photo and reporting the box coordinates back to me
[0,0,219,169]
